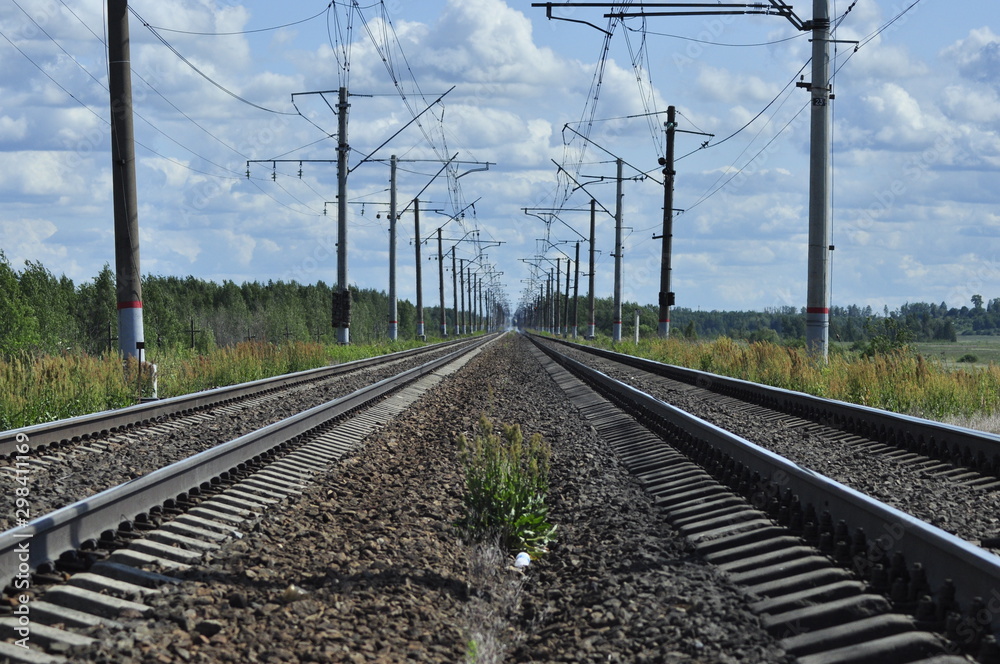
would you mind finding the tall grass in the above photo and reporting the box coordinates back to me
[592,336,1000,422]
[0,338,430,430]
[0,353,135,429]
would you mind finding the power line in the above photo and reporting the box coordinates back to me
[129,6,298,116]
[627,24,804,47]
[143,3,332,36]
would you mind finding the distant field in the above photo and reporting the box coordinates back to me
[917,335,1000,367]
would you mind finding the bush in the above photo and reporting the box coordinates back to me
[958,354,978,363]
[456,416,556,556]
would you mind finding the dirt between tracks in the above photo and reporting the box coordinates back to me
[72,334,789,663]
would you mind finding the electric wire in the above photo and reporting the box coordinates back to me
[142,3,331,36]
[627,24,804,47]
[129,6,297,116]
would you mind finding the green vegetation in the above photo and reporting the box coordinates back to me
[527,293,1000,346]
[456,416,556,556]
[584,336,1000,422]
[0,252,458,356]
[0,339,426,430]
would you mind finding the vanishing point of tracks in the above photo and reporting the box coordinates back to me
[0,331,999,663]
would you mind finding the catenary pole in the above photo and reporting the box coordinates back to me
[438,228,447,336]
[459,258,466,335]
[658,105,676,338]
[612,159,624,342]
[336,87,351,344]
[451,248,458,335]
[414,199,425,340]
[588,199,596,338]
[806,0,832,360]
[573,241,580,338]
[388,155,398,340]
[108,0,144,361]
[563,253,571,338]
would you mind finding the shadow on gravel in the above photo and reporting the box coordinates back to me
[174,564,470,603]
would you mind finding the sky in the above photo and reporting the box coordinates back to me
[0,0,997,318]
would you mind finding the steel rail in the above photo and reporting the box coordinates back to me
[0,335,495,587]
[531,335,1000,636]
[539,335,1000,475]
[0,336,477,457]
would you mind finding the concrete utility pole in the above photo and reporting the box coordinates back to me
[804,0,833,359]
[459,258,466,335]
[413,199,425,340]
[451,248,458,335]
[588,199,597,338]
[336,87,351,344]
[388,155,398,340]
[108,0,144,361]
[573,241,580,338]
[612,158,624,343]
[658,106,676,339]
[437,228,447,336]
[563,255,571,338]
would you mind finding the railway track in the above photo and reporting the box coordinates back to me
[3,331,998,661]
[0,334,497,662]
[0,337,485,533]
[530,333,1000,663]
[0,336,477,459]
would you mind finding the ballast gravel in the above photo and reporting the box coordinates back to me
[71,334,790,663]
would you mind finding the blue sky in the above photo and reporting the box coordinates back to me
[0,0,997,316]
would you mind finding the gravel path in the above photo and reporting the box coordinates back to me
[543,340,1000,547]
[71,333,789,663]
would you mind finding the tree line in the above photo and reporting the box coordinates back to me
[1,254,996,357]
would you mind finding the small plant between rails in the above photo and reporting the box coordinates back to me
[456,416,556,558]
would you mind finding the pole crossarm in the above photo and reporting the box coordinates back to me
[532,1,804,29]
[562,124,660,185]
[522,207,591,242]
[550,160,615,218]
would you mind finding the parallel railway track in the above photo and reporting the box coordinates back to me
[0,334,497,662]
[0,337,485,533]
[530,333,1000,662]
[2,331,999,662]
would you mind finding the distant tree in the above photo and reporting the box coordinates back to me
[74,264,116,354]
[18,260,77,352]
[860,317,914,357]
[0,252,40,355]
[972,294,984,310]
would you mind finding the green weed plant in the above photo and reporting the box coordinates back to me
[457,416,556,556]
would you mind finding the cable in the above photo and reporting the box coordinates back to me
[129,6,297,116]
[628,24,804,47]
[676,59,810,161]
[143,3,332,36]
[686,100,810,214]
[0,27,106,125]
